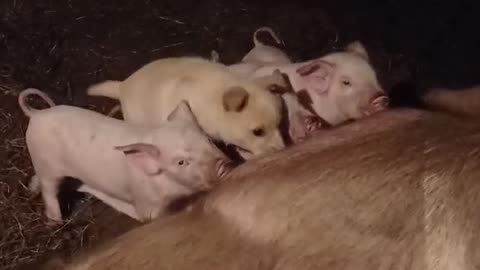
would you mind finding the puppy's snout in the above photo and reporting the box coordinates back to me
[273,132,286,150]
[271,143,285,152]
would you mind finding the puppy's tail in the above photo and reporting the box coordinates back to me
[18,88,56,118]
[253,26,284,47]
[422,85,480,117]
[87,80,122,100]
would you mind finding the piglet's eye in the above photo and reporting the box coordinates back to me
[342,80,351,86]
[177,159,188,166]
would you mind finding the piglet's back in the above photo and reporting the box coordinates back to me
[26,105,148,152]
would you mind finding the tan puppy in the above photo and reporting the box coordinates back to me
[87,57,285,159]
[42,106,480,270]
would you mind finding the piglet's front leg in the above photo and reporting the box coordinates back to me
[291,114,323,144]
[132,197,169,222]
[282,92,324,144]
[82,183,169,223]
[78,185,142,221]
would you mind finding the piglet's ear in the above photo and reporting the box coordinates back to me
[167,100,199,126]
[296,60,334,94]
[345,40,370,61]
[115,143,162,175]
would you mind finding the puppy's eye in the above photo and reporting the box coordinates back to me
[252,128,265,137]
[342,80,351,86]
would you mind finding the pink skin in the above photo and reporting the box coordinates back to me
[227,41,390,127]
[365,93,390,116]
[241,26,291,65]
[281,92,323,144]
[18,88,232,224]
[211,27,290,66]
[291,114,323,143]
[293,58,389,122]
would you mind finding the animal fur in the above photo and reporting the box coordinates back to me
[87,57,285,159]
[47,107,480,270]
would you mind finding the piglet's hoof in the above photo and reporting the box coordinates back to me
[28,175,41,194]
[45,217,63,227]
[305,116,323,133]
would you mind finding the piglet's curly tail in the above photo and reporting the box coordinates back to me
[18,88,56,117]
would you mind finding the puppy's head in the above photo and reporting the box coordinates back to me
[220,82,285,159]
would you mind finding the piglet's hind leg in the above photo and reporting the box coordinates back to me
[39,177,64,224]
[28,175,41,194]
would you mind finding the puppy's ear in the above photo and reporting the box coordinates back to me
[223,87,250,112]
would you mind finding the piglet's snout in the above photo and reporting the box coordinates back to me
[365,92,389,116]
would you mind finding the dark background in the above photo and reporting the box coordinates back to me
[1,0,479,105]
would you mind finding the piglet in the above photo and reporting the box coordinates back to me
[19,88,232,224]
[228,40,390,126]
[241,26,291,65]
[211,27,291,75]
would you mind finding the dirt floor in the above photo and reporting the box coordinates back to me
[1,0,480,269]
